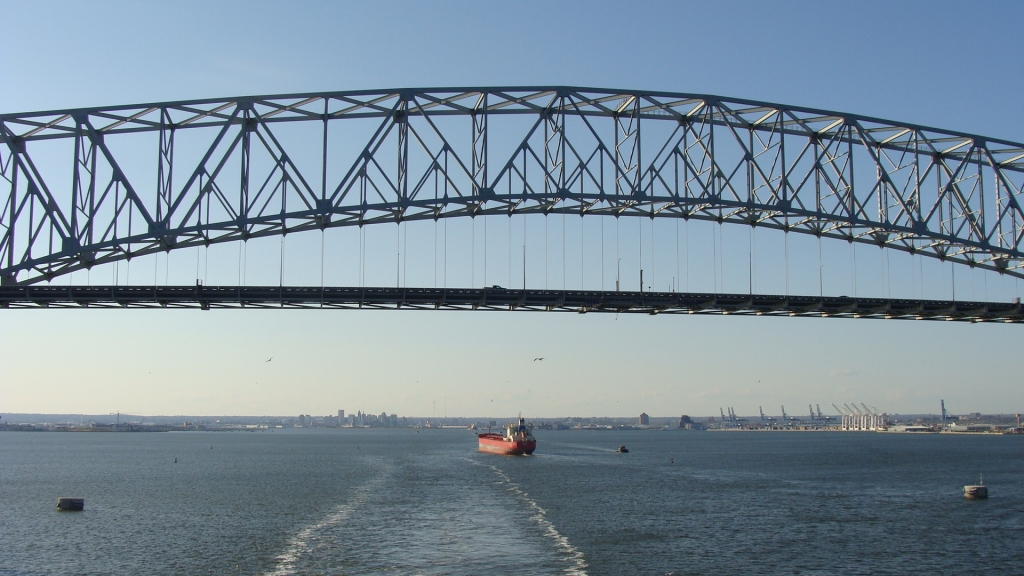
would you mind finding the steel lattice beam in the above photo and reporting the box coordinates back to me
[3,86,1024,285]
[0,285,1020,323]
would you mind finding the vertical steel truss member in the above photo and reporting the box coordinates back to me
[471,93,487,201]
[544,92,566,207]
[615,95,639,201]
[1,86,1024,286]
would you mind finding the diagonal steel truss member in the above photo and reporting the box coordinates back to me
[2,86,1024,285]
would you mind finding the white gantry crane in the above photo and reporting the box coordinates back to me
[828,401,886,430]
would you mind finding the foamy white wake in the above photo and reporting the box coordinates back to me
[263,471,387,576]
[475,460,589,576]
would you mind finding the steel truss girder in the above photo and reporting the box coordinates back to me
[3,86,1024,286]
[1,285,1020,323]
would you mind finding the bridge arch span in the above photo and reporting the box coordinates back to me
[2,87,1024,285]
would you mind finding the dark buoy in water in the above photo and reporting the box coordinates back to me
[56,497,84,511]
[964,473,988,499]
[174,457,177,463]
[615,445,629,453]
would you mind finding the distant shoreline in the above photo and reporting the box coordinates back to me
[3,424,1020,435]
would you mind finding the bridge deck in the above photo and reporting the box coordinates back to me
[0,286,1020,323]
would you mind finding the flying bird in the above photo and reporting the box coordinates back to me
[534,357,544,361]
[266,357,273,363]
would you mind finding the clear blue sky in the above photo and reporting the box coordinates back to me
[2,0,1022,419]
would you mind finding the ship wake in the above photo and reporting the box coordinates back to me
[263,468,388,576]
[478,460,589,576]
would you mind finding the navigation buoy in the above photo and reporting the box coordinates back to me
[56,497,84,511]
[964,473,988,499]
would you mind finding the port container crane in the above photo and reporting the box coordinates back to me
[816,404,835,425]
[832,403,849,430]
[728,407,742,427]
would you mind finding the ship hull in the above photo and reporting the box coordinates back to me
[478,434,536,455]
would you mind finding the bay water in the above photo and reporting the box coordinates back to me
[2,429,1022,575]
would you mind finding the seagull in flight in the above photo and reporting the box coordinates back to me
[266,357,273,363]
[534,357,544,361]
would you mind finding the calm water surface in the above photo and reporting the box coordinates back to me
[2,429,1022,575]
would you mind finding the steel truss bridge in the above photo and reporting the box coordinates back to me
[3,86,1024,321]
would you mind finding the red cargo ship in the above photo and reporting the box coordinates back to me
[478,416,536,455]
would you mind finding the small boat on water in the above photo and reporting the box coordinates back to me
[964,473,988,499]
[478,416,536,455]
[56,497,84,511]
[615,445,629,453]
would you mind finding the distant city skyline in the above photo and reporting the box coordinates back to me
[2,399,1006,423]
[6,405,1021,436]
